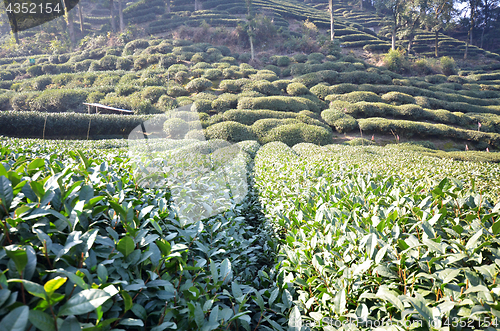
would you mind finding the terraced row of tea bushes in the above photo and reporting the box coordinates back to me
[205,117,333,146]
[0,111,149,138]
[328,99,500,133]
[254,141,500,329]
[358,117,500,147]
[0,138,299,330]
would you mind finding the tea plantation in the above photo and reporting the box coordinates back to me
[2,0,500,329]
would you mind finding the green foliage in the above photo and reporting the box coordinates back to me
[262,123,333,146]
[205,121,257,142]
[186,78,213,93]
[326,91,382,103]
[381,91,416,105]
[286,82,310,96]
[384,48,407,74]
[440,56,457,76]
[163,117,189,138]
[237,96,321,113]
[321,108,359,133]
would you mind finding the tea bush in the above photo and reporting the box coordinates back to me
[321,108,359,133]
[205,121,257,142]
[211,93,239,112]
[186,78,213,93]
[262,123,333,146]
[163,117,189,138]
[237,96,319,113]
[242,80,281,95]
[326,91,382,103]
[286,82,310,96]
[381,91,416,105]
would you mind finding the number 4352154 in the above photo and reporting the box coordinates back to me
[5,2,61,14]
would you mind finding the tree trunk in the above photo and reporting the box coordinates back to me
[480,27,485,49]
[250,34,255,60]
[110,0,116,32]
[63,0,75,45]
[195,0,198,11]
[166,0,171,13]
[360,0,363,10]
[407,35,413,54]
[329,0,334,40]
[392,27,396,50]
[14,32,19,45]
[435,30,439,57]
[119,0,124,32]
[78,3,84,33]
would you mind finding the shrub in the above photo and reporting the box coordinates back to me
[249,70,278,82]
[384,48,407,74]
[212,93,239,112]
[321,108,358,133]
[440,56,457,76]
[142,86,168,103]
[290,63,311,76]
[277,56,291,67]
[326,91,382,103]
[12,92,39,111]
[115,84,139,96]
[87,91,105,103]
[219,80,239,93]
[263,123,333,146]
[238,96,316,113]
[185,129,205,140]
[381,91,416,105]
[425,74,448,84]
[307,52,325,63]
[74,59,93,71]
[186,77,213,93]
[31,89,88,112]
[202,68,223,80]
[134,56,149,70]
[272,79,291,92]
[41,63,58,74]
[26,65,43,77]
[223,109,297,126]
[264,65,281,76]
[251,118,299,138]
[310,84,330,99]
[32,76,52,91]
[191,99,212,113]
[157,95,178,111]
[293,53,308,63]
[163,117,190,138]
[99,55,119,70]
[205,121,257,142]
[242,80,281,95]
[285,82,309,96]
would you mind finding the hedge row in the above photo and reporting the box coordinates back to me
[237,96,323,113]
[204,120,333,146]
[358,117,500,147]
[0,111,149,138]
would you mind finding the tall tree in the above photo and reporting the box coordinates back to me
[462,0,480,58]
[78,3,84,33]
[329,0,335,40]
[400,0,426,53]
[166,0,171,13]
[375,0,405,50]
[62,0,75,45]
[423,0,454,57]
[245,0,255,60]
[110,0,116,32]
[118,0,125,32]
[195,0,199,11]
